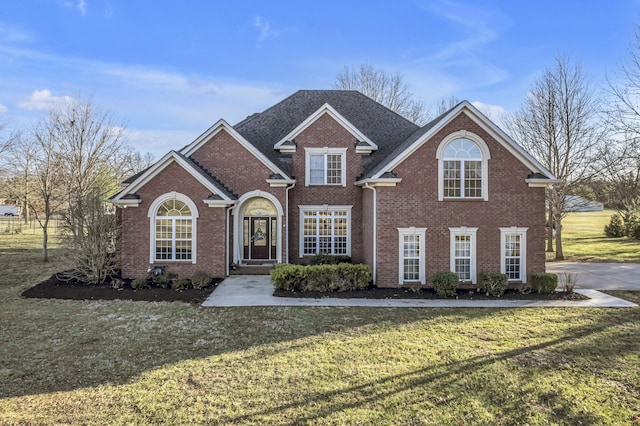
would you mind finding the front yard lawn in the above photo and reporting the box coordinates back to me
[1,247,639,425]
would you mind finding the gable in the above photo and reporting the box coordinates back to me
[364,101,558,184]
[110,151,236,206]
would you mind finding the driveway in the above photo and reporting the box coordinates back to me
[546,262,640,290]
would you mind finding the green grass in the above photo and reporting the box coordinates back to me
[553,209,640,262]
[1,244,639,424]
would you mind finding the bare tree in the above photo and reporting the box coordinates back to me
[506,55,604,259]
[333,63,430,125]
[436,96,461,115]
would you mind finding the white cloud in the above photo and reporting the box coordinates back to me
[0,22,34,43]
[252,16,277,42]
[105,3,113,19]
[18,89,73,111]
[472,101,508,122]
[77,0,87,16]
[0,104,7,114]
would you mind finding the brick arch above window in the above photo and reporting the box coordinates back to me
[436,131,491,201]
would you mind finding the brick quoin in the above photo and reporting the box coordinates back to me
[374,113,546,287]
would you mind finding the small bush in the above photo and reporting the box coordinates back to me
[172,278,192,291]
[431,271,459,297]
[626,214,640,238]
[131,278,149,290]
[191,271,211,289]
[531,272,558,294]
[479,272,508,297]
[308,254,353,265]
[111,278,125,289]
[153,271,177,288]
[271,263,371,292]
[604,214,625,238]
[559,272,577,294]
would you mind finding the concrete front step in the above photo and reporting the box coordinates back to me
[230,264,274,275]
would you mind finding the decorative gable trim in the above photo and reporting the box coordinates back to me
[110,151,235,205]
[274,103,377,152]
[371,101,558,184]
[180,119,293,180]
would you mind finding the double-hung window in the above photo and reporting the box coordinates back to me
[150,195,197,263]
[500,227,528,282]
[299,205,351,256]
[449,227,478,283]
[398,228,427,284]
[305,148,347,186]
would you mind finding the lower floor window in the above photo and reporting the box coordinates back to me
[300,206,351,256]
[155,218,193,261]
[449,227,478,283]
[500,227,528,282]
[398,228,427,283]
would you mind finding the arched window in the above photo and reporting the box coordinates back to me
[437,131,490,201]
[148,193,198,263]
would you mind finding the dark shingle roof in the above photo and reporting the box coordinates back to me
[233,90,420,178]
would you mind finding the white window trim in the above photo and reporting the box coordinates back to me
[298,205,352,257]
[449,227,478,283]
[436,131,490,201]
[304,147,347,187]
[397,227,427,285]
[500,227,528,283]
[147,192,199,264]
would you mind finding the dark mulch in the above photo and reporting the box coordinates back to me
[21,273,222,304]
[273,287,589,301]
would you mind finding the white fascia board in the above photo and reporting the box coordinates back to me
[526,178,561,187]
[274,103,377,150]
[181,119,293,180]
[355,178,402,187]
[111,151,233,203]
[203,199,236,207]
[267,178,297,187]
[372,101,558,181]
[110,199,142,207]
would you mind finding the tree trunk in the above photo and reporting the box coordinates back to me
[546,204,554,252]
[554,214,564,260]
[42,223,49,262]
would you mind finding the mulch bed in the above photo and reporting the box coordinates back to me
[21,273,222,304]
[273,287,589,301]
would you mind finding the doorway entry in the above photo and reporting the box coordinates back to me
[242,198,277,261]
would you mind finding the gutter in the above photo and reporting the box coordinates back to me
[285,181,297,263]
[363,183,377,285]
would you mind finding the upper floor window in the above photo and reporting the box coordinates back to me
[437,131,490,201]
[305,148,347,186]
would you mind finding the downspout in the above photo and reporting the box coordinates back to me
[285,181,296,263]
[364,183,377,285]
[226,206,231,277]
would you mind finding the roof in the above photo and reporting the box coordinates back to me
[233,90,420,177]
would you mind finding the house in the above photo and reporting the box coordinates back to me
[110,90,558,287]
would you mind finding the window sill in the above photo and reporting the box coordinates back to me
[442,197,485,202]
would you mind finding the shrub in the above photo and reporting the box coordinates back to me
[604,214,625,237]
[172,278,192,291]
[111,278,125,289]
[479,272,508,297]
[191,271,211,289]
[131,278,149,290]
[626,214,640,238]
[531,272,558,294]
[559,272,577,294]
[153,271,177,288]
[308,254,353,265]
[431,271,459,297]
[271,263,371,292]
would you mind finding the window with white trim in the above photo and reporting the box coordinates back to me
[398,228,427,284]
[449,227,478,283]
[305,148,347,186]
[299,205,351,256]
[154,199,193,261]
[500,227,528,282]
[437,131,490,201]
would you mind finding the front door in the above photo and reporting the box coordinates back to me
[250,217,269,259]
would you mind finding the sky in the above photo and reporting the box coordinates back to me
[1,0,639,159]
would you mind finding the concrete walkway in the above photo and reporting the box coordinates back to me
[202,275,637,308]
[546,262,640,290]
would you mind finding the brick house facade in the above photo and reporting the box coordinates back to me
[110,90,557,287]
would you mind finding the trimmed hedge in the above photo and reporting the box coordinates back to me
[479,272,508,297]
[271,263,371,292]
[431,271,459,297]
[308,254,353,265]
[531,272,558,294]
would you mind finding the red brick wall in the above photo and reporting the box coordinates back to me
[119,161,227,279]
[375,112,547,287]
[287,113,365,263]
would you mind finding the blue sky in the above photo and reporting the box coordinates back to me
[1,0,639,158]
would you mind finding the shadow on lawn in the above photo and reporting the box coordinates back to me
[219,313,637,425]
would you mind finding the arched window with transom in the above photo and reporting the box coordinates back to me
[148,193,198,263]
[436,131,490,201]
